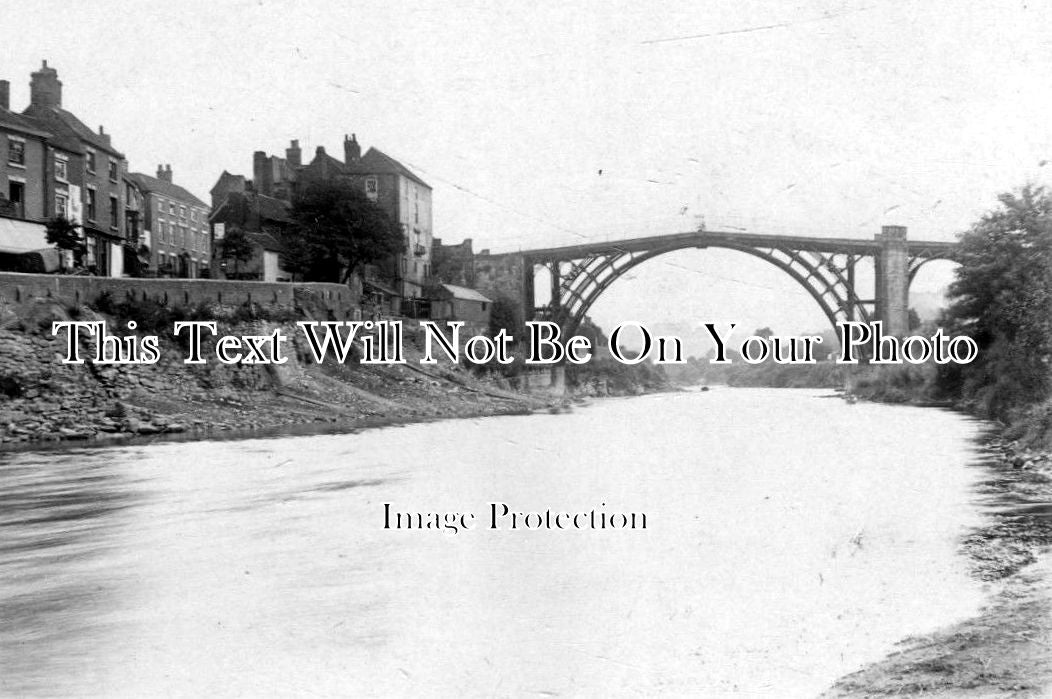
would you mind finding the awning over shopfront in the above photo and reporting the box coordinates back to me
[0,218,48,254]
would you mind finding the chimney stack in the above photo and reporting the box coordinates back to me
[344,133,360,164]
[0,81,9,111]
[29,60,62,108]
[253,151,271,195]
[156,164,173,183]
[286,139,302,168]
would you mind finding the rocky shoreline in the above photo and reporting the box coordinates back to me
[826,431,1052,697]
[0,307,567,451]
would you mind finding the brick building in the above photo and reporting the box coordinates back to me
[208,182,294,281]
[214,134,433,299]
[0,77,52,266]
[21,61,128,276]
[128,165,211,277]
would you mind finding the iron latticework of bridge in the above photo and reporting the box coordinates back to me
[518,228,956,337]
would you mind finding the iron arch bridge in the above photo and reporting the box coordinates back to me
[508,227,957,337]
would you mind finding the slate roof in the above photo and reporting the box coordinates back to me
[0,109,50,139]
[252,192,293,223]
[440,283,491,303]
[23,104,124,157]
[128,172,208,208]
[346,147,429,188]
[305,150,348,175]
[210,170,247,197]
[211,191,292,225]
[246,230,283,252]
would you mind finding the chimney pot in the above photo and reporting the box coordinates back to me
[0,80,8,111]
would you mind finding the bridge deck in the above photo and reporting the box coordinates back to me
[519,230,956,260]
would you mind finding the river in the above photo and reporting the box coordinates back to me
[0,388,992,697]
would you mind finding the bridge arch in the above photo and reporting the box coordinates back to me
[501,228,957,341]
[540,242,871,338]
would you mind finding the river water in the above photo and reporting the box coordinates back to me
[0,388,991,697]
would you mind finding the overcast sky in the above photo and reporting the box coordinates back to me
[5,1,1051,338]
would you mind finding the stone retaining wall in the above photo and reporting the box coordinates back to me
[0,272,359,317]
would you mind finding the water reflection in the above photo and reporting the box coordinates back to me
[0,452,144,695]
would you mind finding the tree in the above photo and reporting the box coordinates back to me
[938,184,1052,417]
[219,226,254,279]
[45,215,85,267]
[488,295,522,338]
[285,181,405,283]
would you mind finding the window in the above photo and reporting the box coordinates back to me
[157,198,165,213]
[55,154,68,181]
[169,202,175,214]
[365,177,378,201]
[109,196,119,229]
[55,191,68,217]
[86,188,97,221]
[191,210,197,222]
[180,205,186,219]
[8,181,24,217]
[7,137,25,166]
[108,159,118,182]
[85,149,96,174]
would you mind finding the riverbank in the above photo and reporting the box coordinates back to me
[0,297,574,450]
[0,295,678,450]
[826,433,1052,697]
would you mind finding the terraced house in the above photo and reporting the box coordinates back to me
[20,61,129,276]
[0,77,51,269]
[128,165,211,277]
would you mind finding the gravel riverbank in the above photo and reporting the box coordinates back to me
[826,434,1052,697]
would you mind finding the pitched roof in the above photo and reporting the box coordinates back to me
[23,104,124,157]
[246,230,283,252]
[210,170,247,196]
[127,172,208,208]
[252,192,293,223]
[350,147,429,188]
[440,283,491,303]
[304,149,348,175]
[0,109,50,139]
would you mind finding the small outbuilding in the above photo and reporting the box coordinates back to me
[428,283,492,334]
